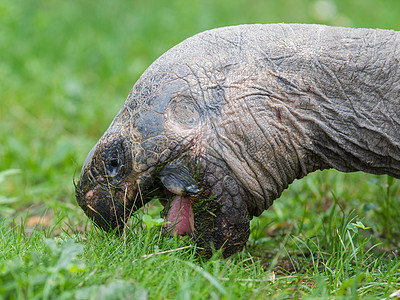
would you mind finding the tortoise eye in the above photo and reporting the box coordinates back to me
[107,151,121,176]
[110,157,119,168]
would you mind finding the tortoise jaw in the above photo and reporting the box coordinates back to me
[75,172,138,232]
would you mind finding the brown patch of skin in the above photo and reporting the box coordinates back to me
[275,107,282,122]
[85,190,94,198]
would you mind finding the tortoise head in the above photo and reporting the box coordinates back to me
[75,131,150,231]
[74,68,192,232]
[75,29,252,256]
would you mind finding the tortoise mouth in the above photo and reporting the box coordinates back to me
[163,195,195,235]
[75,173,195,236]
[139,180,196,236]
[74,172,140,232]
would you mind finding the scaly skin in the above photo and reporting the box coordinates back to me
[76,24,400,257]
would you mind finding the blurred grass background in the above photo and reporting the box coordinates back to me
[1,0,400,244]
[2,0,400,297]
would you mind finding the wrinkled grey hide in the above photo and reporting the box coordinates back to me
[76,24,400,257]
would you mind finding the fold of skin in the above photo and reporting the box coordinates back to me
[76,24,400,257]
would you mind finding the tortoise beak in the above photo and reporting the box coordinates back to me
[75,171,129,232]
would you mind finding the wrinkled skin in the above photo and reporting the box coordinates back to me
[76,24,400,257]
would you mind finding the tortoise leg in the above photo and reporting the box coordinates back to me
[194,191,250,258]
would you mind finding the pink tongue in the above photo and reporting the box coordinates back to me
[166,196,194,235]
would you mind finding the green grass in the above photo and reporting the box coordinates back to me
[1,0,400,298]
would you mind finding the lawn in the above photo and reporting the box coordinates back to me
[1,0,400,298]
